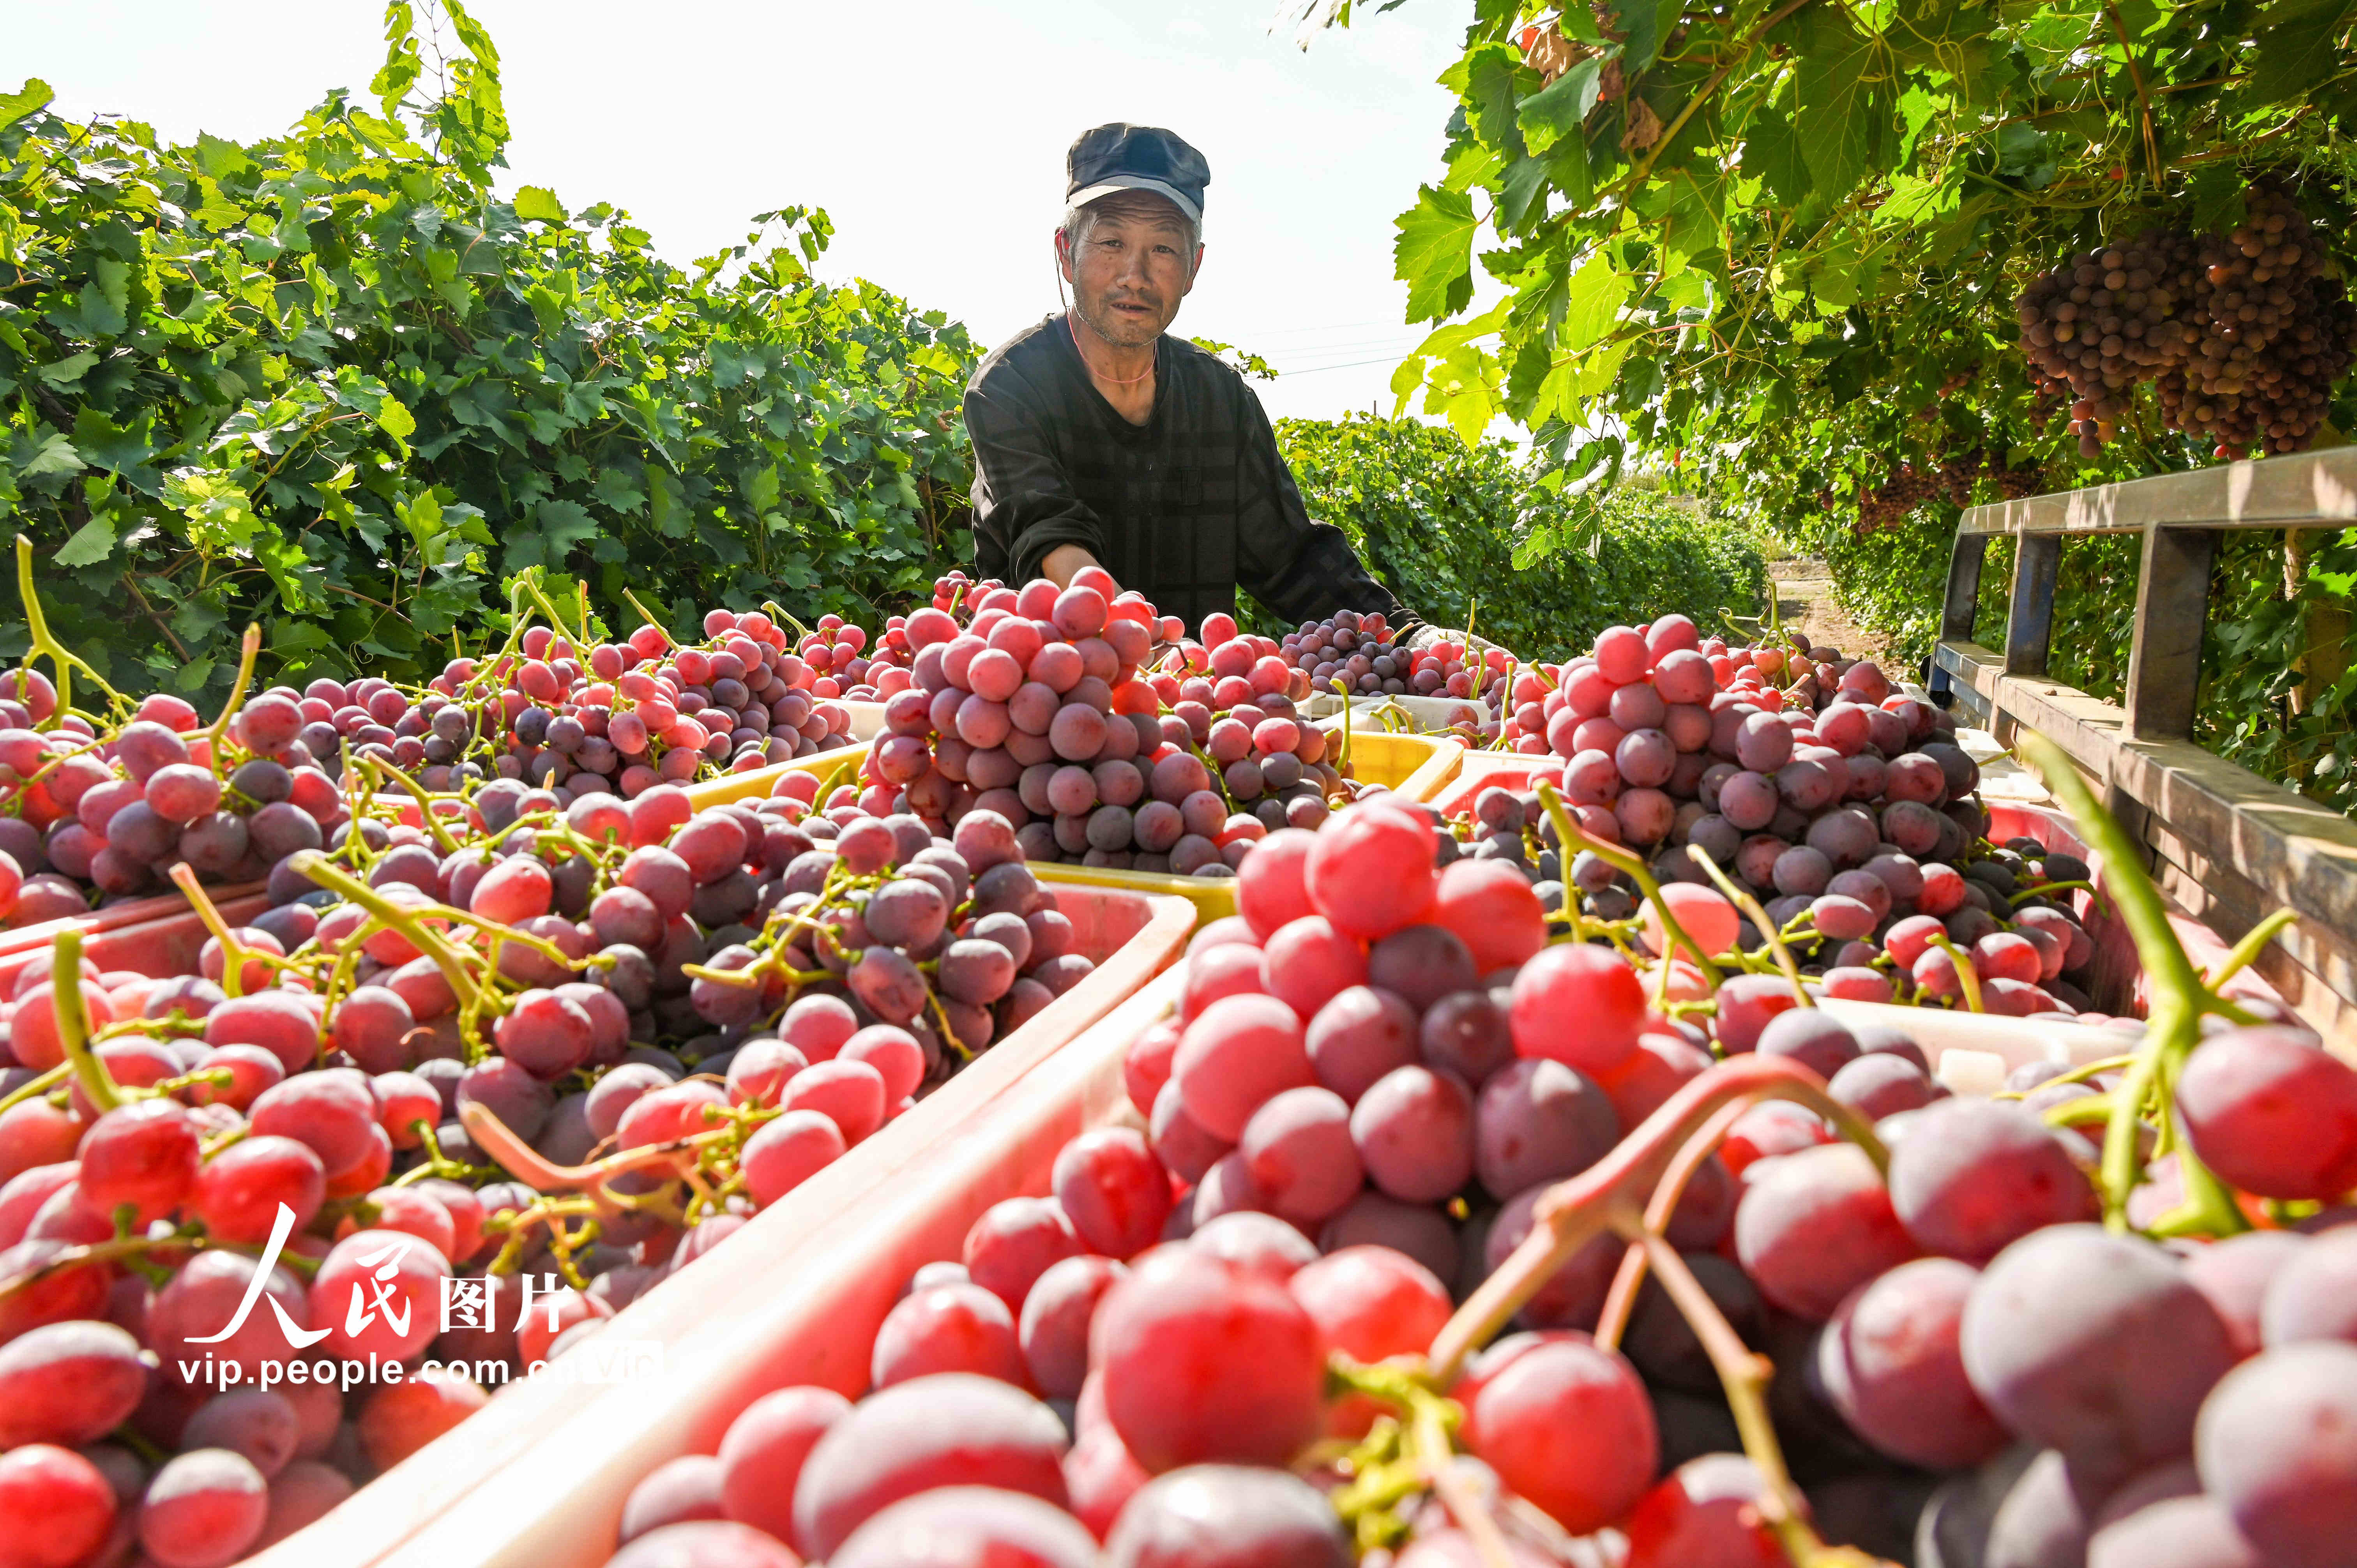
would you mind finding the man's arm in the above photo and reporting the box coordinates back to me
[1229,392,1421,634]
[965,369,1112,587]
[1037,544,1100,587]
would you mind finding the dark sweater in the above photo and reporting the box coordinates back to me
[964,314,1416,634]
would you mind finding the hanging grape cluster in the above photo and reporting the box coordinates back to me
[2015,191,2357,462]
[1846,447,2047,537]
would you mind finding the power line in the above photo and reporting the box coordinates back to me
[1214,316,1405,342]
[1274,352,1419,377]
[1267,334,1428,358]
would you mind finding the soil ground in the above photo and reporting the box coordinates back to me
[1767,557,1898,666]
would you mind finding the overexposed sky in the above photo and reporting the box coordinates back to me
[19,0,1468,423]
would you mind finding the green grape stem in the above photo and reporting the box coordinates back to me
[2016,734,2261,1236]
[1535,782,1722,991]
[53,929,126,1113]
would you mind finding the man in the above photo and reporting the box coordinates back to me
[965,123,1441,643]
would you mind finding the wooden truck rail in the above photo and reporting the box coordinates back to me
[1931,447,2357,1033]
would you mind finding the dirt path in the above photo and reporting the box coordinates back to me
[1767,557,1898,667]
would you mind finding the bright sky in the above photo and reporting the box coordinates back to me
[19,0,1469,424]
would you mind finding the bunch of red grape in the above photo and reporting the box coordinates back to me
[859,568,1310,878]
[792,616,900,704]
[1274,610,1511,709]
[1458,617,2104,1019]
[1128,611,1389,859]
[587,797,2357,1568]
[0,597,875,932]
[0,684,352,919]
[2015,191,2357,461]
[397,607,855,798]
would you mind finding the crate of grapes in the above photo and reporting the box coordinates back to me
[0,711,1198,1568]
[1028,726,1464,922]
[182,879,1189,1568]
[336,798,2190,1568]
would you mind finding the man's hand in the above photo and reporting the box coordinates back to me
[1040,544,1103,589]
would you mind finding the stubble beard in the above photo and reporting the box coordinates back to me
[1076,290,1164,351]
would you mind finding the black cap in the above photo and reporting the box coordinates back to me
[1065,124,1209,226]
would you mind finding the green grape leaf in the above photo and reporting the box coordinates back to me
[512,185,568,224]
[1395,185,1479,324]
[54,514,116,568]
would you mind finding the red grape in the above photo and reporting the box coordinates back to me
[1350,1065,1475,1203]
[2193,1340,2357,1568]
[1624,1453,1786,1568]
[1091,1251,1327,1472]
[191,1135,325,1245]
[1102,1466,1350,1567]
[832,1485,1099,1568]
[1461,1334,1655,1532]
[138,1447,268,1568]
[1732,1143,1918,1320]
[2177,1026,2357,1201]
[0,1319,148,1448]
[1473,1058,1618,1199]
[308,1227,451,1362]
[1303,803,1437,942]
[1507,943,1644,1075]
[871,1282,1024,1389]
[740,1110,845,1209]
[181,1389,301,1478]
[717,1384,851,1542]
[1817,1257,2010,1469]
[790,1373,1069,1558]
[1172,994,1313,1142]
[1961,1225,2236,1489]
[1019,1254,1124,1400]
[1887,1099,2099,1264]
[76,1099,201,1225]
[0,1443,115,1568]
[1051,1128,1170,1259]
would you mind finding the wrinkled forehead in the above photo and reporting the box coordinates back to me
[1078,190,1195,237]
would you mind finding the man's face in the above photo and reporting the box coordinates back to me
[1062,198,1201,349]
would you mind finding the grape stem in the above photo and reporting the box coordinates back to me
[51,929,126,1112]
[0,1232,207,1302]
[389,1121,501,1186]
[454,576,539,708]
[759,600,811,641]
[1424,1055,1882,1384]
[11,534,131,726]
[1686,843,1811,1005]
[519,574,581,648]
[1593,1094,1759,1350]
[0,1062,67,1115]
[459,1099,733,1203]
[1990,1051,2136,1100]
[1413,1397,1522,1568]
[200,624,262,749]
[2205,907,2297,990]
[1329,678,1355,777]
[2016,734,2251,1235]
[360,756,462,855]
[1924,932,1985,1014]
[1535,781,1722,991]
[284,850,488,1023]
[167,863,295,1001]
[621,586,678,649]
[1637,1232,1883,1568]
